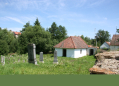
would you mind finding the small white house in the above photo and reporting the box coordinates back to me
[54,36,96,58]
[100,42,110,49]
[110,34,119,51]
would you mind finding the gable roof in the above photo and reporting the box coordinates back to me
[54,36,88,49]
[110,34,119,46]
[105,42,110,46]
[13,31,21,35]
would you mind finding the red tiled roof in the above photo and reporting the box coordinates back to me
[110,35,119,46]
[88,45,99,48]
[106,41,110,46]
[88,45,92,47]
[54,36,88,49]
[13,32,21,35]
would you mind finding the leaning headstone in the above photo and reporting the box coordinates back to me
[28,44,37,65]
[40,52,44,63]
[53,50,58,64]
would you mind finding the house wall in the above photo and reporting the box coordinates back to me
[100,42,110,49]
[66,49,74,58]
[74,49,87,58]
[55,48,87,58]
[55,48,63,57]
[87,48,97,55]
[110,46,119,51]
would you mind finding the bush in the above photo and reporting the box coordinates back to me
[0,40,9,55]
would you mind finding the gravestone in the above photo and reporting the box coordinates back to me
[28,44,37,65]
[1,56,5,65]
[53,50,58,64]
[40,52,44,63]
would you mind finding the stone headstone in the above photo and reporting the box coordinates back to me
[1,56,5,65]
[28,44,37,65]
[40,52,44,63]
[53,50,58,64]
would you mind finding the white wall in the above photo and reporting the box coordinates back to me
[87,48,96,55]
[67,49,74,58]
[100,42,110,49]
[55,48,87,58]
[74,49,87,58]
[55,48,62,57]
[110,46,119,51]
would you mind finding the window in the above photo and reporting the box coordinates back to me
[80,49,82,54]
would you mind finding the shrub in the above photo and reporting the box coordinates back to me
[0,40,9,55]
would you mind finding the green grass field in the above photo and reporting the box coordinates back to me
[0,53,96,75]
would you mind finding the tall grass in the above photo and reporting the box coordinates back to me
[0,53,96,75]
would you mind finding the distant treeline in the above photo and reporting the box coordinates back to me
[0,18,111,55]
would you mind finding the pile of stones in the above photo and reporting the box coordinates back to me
[89,51,119,74]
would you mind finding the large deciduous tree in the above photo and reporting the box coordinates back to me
[18,22,52,54]
[96,29,110,46]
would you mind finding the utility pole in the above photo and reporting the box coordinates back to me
[94,28,97,53]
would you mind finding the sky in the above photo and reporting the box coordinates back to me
[0,0,119,39]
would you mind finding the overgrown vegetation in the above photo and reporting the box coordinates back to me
[0,54,96,75]
[0,18,68,55]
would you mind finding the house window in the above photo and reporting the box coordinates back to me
[80,49,82,54]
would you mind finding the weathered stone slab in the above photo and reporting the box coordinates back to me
[89,67,116,74]
[40,52,44,63]
[28,44,37,65]
[53,50,58,64]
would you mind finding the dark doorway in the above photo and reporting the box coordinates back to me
[90,49,93,55]
[63,49,66,57]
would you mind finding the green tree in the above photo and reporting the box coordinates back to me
[9,38,19,53]
[81,35,85,40]
[0,40,9,55]
[20,21,32,33]
[18,24,52,54]
[34,18,40,26]
[0,28,15,54]
[96,29,110,46]
[47,22,67,42]
[17,32,28,54]
[47,22,57,39]
[84,36,91,45]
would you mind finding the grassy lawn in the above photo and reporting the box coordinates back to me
[0,54,96,75]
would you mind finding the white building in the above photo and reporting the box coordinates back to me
[54,36,97,58]
[110,34,119,51]
[100,42,110,49]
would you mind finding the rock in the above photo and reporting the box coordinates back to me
[89,67,116,74]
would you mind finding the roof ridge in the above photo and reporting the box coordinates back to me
[71,36,76,49]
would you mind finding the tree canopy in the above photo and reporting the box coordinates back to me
[96,29,110,46]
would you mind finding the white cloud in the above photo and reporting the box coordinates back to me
[89,0,105,6]
[6,17,24,24]
[76,0,87,7]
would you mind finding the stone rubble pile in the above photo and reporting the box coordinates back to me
[89,51,119,74]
